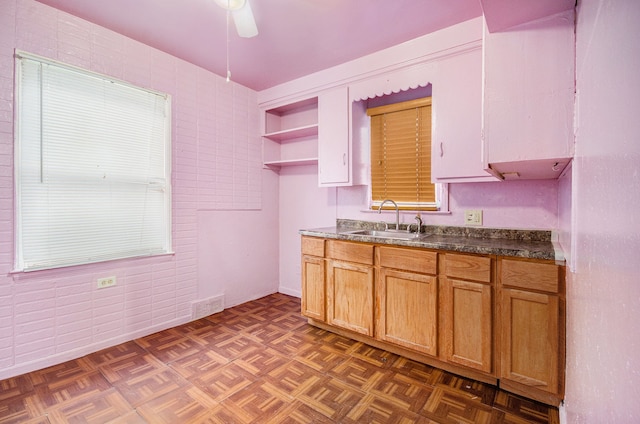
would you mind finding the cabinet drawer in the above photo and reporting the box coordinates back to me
[326,240,374,265]
[301,236,325,257]
[377,246,437,275]
[501,259,560,293]
[444,254,492,283]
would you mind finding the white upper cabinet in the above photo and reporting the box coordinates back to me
[431,47,498,183]
[318,87,351,186]
[482,10,575,180]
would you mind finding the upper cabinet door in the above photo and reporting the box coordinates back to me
[318,87,350,186]
[431,47,498,183]
[482,10,575,180]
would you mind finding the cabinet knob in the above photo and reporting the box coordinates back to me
[440,142,444,157]
[343,153,346,165]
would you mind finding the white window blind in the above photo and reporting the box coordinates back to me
[15,52,172,272]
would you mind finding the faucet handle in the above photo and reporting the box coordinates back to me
[414,214,422,233]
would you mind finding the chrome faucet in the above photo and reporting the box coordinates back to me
[378,199,399,231]
[408,214,422,233]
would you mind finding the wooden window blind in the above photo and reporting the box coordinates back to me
[367,97,435,211]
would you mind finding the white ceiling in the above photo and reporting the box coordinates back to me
[34,0,484,91]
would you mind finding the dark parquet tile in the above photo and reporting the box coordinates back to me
[295,323,332,343]
[292,343,350,373]
[217,379,294,422]
[233,347,290,377]
[341,393,434,424]
[316,332,362,354]
[264,400,336,424]
[169,350,230,380]
[45,388,132,423]
[0,293,559,423]
[203,334,264,361]
[0,389,43,424]
[265,360,324,398]
[493,391,560,423]
[184,322,237,347]
[34,370,112,409]
[112,366,189,408]
[29,358,94,386]
[85,341,150,368]
[420,384,494,424]
[136,385,218,424]
[98,353,167,385]
[221,314,269,333]
[367,370,434,413]
[296,376,367,422]
[189,362,255,401]
[388,355,441,382]
[135,329,202,363]
[266,330,312,357]
[328,356,395,391]
[431,370,498,406]
[346,342,400,368]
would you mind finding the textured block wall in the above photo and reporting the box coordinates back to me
[0,0,261,379]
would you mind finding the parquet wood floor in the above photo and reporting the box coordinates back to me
[0,293,559,423]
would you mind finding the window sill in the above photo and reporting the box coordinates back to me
[10,251,175,278]
[360,209,452,216]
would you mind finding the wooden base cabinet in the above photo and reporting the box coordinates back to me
[376,246,439,356]
[326,240,375,337]
[498,258,565,405]
[376,268,438,356]
[500,288,559,389]
[300,236,566,406]
[441,253,493,373]
[301,255,325,321]
[301,237,326,321]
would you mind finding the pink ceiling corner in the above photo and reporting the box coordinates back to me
[480,0,575,32]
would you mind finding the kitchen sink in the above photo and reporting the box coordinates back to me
[344,229,427,240]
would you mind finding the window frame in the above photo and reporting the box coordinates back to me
[367,96,445,212]
[13,51,173,272]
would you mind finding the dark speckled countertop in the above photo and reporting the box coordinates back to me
[299,219,565,263]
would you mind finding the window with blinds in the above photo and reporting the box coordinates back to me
[14,51,172,272]
[367,97,436,211]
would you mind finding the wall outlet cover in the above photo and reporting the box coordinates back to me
[464,209,483,226]
[97,276,116,288]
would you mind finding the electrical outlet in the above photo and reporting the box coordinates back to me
[464,210,483,226]
[97,276,116,289]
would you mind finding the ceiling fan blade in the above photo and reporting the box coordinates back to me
[232,0,258,38]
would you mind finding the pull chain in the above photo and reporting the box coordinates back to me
[226,0,231,82]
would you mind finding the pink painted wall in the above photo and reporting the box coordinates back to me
[272,18,562,297]
[0,0,278,379]
[336,180,559,229]
[561,0,640,421]
[278,174,560,296]
[278,165,337,298]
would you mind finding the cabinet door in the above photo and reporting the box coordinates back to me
[443,278,492,372]
[318,87,350,186]
[482,11,574,179]
[301,255,325,321]
[376,268,438,356]
[327,260,375,336]
[500,288,559,394]
[431,48,496,182]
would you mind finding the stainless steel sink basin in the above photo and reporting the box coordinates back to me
[344,229,426,240]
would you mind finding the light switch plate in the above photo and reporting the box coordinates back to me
[464,210,483,226]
